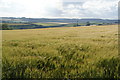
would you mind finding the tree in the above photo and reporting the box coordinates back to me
[73,23,77,27]
[2,24,11,30]
[86,21,90,26]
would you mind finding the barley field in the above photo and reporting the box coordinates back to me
[2,25,120,78]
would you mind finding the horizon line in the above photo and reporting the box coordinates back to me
[0,16,118,20]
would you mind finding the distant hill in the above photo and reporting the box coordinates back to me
[0,17,118,24]
[0,17,118,30]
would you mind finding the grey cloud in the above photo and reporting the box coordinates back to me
[59,0,119,19]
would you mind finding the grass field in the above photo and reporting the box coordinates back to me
[0,23,29,25]
[2,25,119,78]
[33,22,62,26]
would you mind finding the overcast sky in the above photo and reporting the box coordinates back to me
[0,0,119,19]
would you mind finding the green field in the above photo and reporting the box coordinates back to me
[0,23,29,25]
[33,22,63,26]
[2,25,119,78]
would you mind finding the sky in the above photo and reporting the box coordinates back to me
[0,0,119,19]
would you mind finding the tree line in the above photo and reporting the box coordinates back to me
[1,24,12,30]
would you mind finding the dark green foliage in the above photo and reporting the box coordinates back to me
[97,57,120,78]
[2,57,30,78]
[1,24,12,30]
[86,21,90,26]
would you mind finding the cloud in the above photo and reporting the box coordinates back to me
[62,0,119,19]
[0,0,119,19]
[0,0,62,18]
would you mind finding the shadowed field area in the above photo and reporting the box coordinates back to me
[2,25,119,78]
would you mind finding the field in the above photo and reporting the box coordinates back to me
[1,22,71,29]
[33,22,67,26]
[0,23,28,25]
[2,25,119,78]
